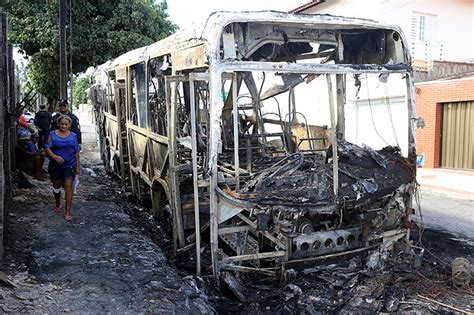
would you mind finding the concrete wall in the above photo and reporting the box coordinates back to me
[302,0,474,62]
[415,61,474,82]
[415,76,474,168]
[73,103,95,126]
[427,62,474,81]
[344,73,409,156]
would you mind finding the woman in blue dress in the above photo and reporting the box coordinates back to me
[44,115,80,221]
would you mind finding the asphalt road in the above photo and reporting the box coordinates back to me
[414,188,474,241]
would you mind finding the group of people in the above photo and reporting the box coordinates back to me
[16,99,82,222]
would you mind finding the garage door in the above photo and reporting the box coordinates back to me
[440,101,474,170]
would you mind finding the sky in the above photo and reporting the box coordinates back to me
[166,0,308,29]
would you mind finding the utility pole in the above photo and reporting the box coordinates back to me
[68,0,73,106]
[59,0,67,101]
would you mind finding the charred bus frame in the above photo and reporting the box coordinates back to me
[90,11,418,282]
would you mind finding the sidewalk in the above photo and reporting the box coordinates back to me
[417,168,474,198]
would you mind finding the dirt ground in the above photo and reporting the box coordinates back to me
[1,143,473,313]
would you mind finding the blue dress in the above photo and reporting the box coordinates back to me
[44,131,79,169]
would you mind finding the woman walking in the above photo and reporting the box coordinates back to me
[44,115,80,221]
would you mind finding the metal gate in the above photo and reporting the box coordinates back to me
[440,101,474,170]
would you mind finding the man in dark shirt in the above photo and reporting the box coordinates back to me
[51,99,82,146]
[34,104,53,150]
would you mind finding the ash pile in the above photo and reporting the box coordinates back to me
[244,141,414,205]
[236,141,415,262]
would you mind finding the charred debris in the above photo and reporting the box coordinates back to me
[218,141,416,262]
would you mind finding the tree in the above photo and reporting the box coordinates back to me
[27,50,60,102]
[72,75,90,107]
[6,0,176,101]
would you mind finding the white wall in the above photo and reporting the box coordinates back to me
[247,72,409,154]
[256,73,334,130]
[304,0,474,62]
[73,104,95,126]
[344,74,408,156]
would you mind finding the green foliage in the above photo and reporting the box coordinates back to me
[27,50,60,101]
[7,1,59,100]
[72,76,90,106]
[6,0,177,100]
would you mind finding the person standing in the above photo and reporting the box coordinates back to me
[44,115,80,222]
[52,99,82,147]
[34,104,53,150]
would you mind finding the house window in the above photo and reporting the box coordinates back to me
[411,12,437,43]
[418,15,425,41]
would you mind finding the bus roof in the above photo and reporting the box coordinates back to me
[95,11,408,74]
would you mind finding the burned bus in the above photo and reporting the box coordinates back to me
[90,11,418,282]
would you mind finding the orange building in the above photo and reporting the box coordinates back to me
[415,74,474,170]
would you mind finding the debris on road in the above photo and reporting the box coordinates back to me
[0,271,17,288]
[2,144,473,313]
[452,257,471,288]
[2,145,215,313]
[416,294,471,314]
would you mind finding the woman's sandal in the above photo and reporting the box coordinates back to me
[54,205,62,213]
[64,214,72,222]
